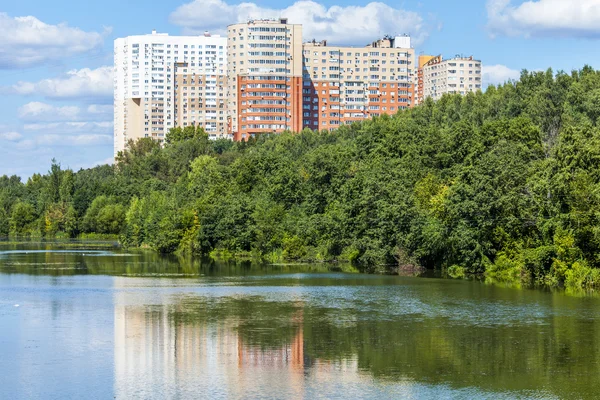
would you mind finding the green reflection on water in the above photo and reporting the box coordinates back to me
[159,292,600,399]
[2,241,600,399]
[0,240,358,277]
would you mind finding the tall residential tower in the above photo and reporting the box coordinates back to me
[417,55,482,103]
[227,19,303,141]
[113,31,227,157]
[115,24,476,149]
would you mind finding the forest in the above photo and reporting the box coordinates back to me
[2,67,600,289]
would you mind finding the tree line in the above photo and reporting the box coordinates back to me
[2,67,600,289]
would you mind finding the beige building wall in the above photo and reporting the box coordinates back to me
[301,36,415,131]
[227,19,303,140]
[417,55,437,104]
[174,63,228,137]
[421,56,482,101]
[124,98,144,144]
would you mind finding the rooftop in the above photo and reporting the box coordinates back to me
[303,35,412,49]
[228,18,292,26]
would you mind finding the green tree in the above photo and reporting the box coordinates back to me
[10,202,36,236]
[96,204,126,234]
[82,196,124,234]
[166,125,208,144]
[0,207,9,237]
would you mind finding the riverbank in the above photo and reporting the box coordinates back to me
[3,238,598,294]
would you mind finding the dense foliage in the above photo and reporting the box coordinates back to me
[3,68,600,288]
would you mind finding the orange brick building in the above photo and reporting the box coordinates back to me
[226,20,417,141]
[301,36,415,132]
[227,19,304,141]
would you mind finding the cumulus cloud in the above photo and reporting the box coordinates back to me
[0,130,113,178]
[17,102,112,122]
[35,134,112,146]
[170,0,428,45]
[0,13,107,69]
[23,121,113,133]
[18,102,80,121]
[0,131,23,141]
[86,104,113,114]
[5,133,111,152]
[6,134,112,152]
[14,139,38,151]
[487,0,600,38]
[482,64,521,87]
[7,66,113,100]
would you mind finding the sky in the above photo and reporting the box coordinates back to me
[1,0,600,178]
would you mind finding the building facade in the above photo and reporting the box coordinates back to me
[113,30,227,157]
[227,19,304,141]
[114,24,479,150]
[416,55,436,105]
[418,55,482,103]
[301,36,415,132]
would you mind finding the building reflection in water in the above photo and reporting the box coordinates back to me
[112,287,353,398]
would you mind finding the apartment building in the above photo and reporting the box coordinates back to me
[301,35,415,132]
[115,24,479,148]
[416,55,436,105]
[173,61,228,135]
[418,55,482,103]
[114,30,227,156]
[227,19,304,141]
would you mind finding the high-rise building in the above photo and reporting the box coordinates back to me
[416,55,436,105]
[227,19,303,141]
[113,30,227,157]
[301,36,415,132]
[417,55,482,103]
[115,24,478,149]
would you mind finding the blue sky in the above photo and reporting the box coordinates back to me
[1,0,600,178]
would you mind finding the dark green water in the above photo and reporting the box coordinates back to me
[1,242,599,399]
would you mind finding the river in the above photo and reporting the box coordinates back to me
[1,241,599,399]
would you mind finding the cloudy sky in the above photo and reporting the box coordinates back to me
[1,0,599,178]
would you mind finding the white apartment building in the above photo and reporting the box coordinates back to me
[420,55,482,102]
[114,30,227,157]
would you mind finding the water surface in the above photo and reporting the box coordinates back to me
[1,242,599,399]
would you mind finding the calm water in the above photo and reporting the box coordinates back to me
[1,242,600,399]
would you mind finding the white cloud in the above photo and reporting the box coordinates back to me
[0,130,113,178]
[14,139,37,151]
[7,134,111,152]
[0,13,108,68]
[8,66,113,99]
[18,102,80,121]
[170,0,428,45]
[86,104,113,114]
[482,64,521,87]
[14,116,113,151]
[17,102,112,122]
[23,121,113,133]
[0,131,22,141]
[487,0,600,38]
[36,134,112,146]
